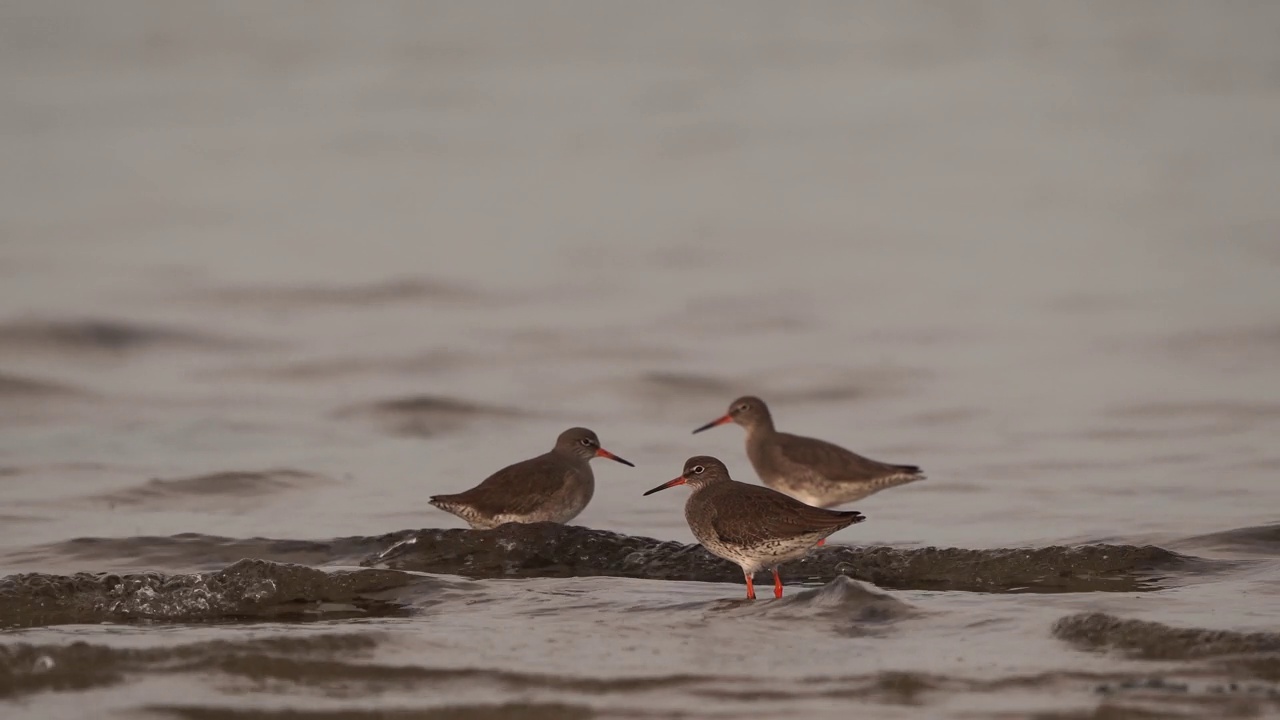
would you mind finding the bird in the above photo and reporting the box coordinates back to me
[429,426,633,530]
[643,455,865,599]
[692,395,924,512]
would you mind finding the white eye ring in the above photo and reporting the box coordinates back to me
[579,438,593,446]
[692,465,705,474]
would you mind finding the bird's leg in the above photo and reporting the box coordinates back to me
[772,568,784,598]
[815,538,826,547]
[744,571,756,600]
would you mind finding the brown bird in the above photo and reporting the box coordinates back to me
[644,455,865,599]
[429,427,633,530]
[693,395,924,514]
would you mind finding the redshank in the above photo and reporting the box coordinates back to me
[692,395,924,510]
[429,427,633,530]
[643,455,865,599]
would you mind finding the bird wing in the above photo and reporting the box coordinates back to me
[774,432,918,482]
[707,482,862,546]
[446,454,574,516]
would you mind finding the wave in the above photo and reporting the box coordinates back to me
[192,277,478,309]
[332,395,527,438]
[145,704,595,720]
[0,373,91,400]
[1053,612,1280,661]
[14,523,1215,598]
[85,469,332,510]
[364,523,1208,593]
[1174,523,1280,556]
[3,625,1275,714]
[0,318,241,356]
[6,531,413,571]
[0,559,424,629]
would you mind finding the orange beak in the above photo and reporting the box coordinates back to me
[642,476,687,496]
[692,414,733,434]
[595,448,635,467]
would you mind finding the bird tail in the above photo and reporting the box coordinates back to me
[894,464,924,475]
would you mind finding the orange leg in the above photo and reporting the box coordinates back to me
[744,572,756,600]
[816,538,826,547]
[772,568,784,598]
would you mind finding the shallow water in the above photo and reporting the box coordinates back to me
[2,1,1280,718]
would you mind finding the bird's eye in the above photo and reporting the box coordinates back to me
[738,404,749,411]
[692,465,705,474]
[579,438,593,446]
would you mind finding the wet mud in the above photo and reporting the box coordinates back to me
[1053,611,1280,708]
[1,556,1276,718]
[9,532,410,570]
[1053,612,1280,661]
[2,525,1215,633]
[0,559,420,629]
[366,522,1205,593]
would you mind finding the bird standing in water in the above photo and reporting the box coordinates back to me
[693,395,924,510]
[643,455,865,599]
[430,427,633,529]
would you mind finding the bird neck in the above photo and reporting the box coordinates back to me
[688,477,726,494]
[552,448,591,465]
[745,417,775,440]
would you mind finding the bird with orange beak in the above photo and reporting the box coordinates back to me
[644,455,865,599]
[693,395,925,512]
[430,427,633,529]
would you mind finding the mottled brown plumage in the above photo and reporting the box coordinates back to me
[693,395,924,508]
[429,427,633,529]
[644,455,865,599]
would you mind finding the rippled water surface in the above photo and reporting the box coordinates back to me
[2,2,1279,718]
